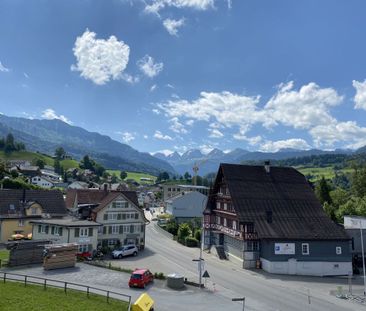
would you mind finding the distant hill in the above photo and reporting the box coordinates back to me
[155,147,355,176]
[0,115,175,176]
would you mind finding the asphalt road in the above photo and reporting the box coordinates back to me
[140,221,365,311]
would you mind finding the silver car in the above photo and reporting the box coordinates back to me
[112,245,138,259]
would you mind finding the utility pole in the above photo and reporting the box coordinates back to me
[360,220,366,296]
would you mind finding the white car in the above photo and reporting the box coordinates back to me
[112,245,138,259]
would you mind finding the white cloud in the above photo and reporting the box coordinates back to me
[150,84,157,92]
[163,18,185,36]
[0,62,10,72]
[310,121,366,149]
[41,109,72,125]
[143,135,149,139]
[169,117,187,133]
[152,108,161,115]
[208,128,224,138]
[158,91,264,132]
[154,130,173,140]
[353,80,366,110]
[166,83,175,89]
[259,138,311,153]
[137,55,163,78]
[145,0,214,14]
[186,119,194,126]
[120,131,135,143]
[265,81,343,129]
[233,131,262,145]
[71,29,130,85]
[23,72,29,79]
[199,144,215,154]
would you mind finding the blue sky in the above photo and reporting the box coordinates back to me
[1,0,366,155]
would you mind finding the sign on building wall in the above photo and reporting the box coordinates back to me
[274,243,295,255]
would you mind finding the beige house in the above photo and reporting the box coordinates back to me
[66,189,148,249]
[0,189,67,243]
[31,218,101,253]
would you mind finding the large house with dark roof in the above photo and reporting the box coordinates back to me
[66,189,148,249]
[0,189,67,243]
[204,163,352,276]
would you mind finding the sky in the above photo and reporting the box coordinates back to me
[1,0,366,156]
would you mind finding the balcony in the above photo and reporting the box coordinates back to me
[203,222,243,239]
[244,232,258,240]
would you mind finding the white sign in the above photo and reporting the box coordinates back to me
[344,216,366,229]
[274,243,295,255]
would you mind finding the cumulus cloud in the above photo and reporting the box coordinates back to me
[0,62,10,72]
[71,29,130,85]
[259,138,311,153]
[209,128,224,138]
[137,55,163,78]
[150,84,157,92]
[163,18,185,36]
[310,121,366,149]
[153,149,174,156]
[119,131,135,143]
[265,81,343,129]
[233,131,262,145]
[353,80,366,110]
[169,117,187,133]
[154,130,173,140]
[145,0,214,14]
[41,109,72,125]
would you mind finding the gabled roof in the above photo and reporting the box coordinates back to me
[66,189,140,212]
[210,163,348,240]
[0,189,67,217]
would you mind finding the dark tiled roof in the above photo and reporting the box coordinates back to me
[0,189,67,217]
[216,163,349,240]
[66,189,140,211]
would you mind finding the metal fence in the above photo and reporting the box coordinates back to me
[0,271,131,309]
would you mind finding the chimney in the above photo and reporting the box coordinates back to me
[264,161,270,173]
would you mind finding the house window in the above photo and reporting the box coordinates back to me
[39,225,49,234]
[233,220,237,230]
[223,218,227,227]
[80,228,88,237]
[123,225,130,233]
[224,203,227,210]
[78,244,89,253]
[108,239,118,246]
[54,227,62,236]
[108,213,118,221]
[216,216,221,225]
[302,243,309,255]
[31,208,37,215]
[336,246,342,255]
[111,225,119,234]
[247,241,259,251]
[18,219,24,227]
[216,202,220,209]
[112,201,128,208]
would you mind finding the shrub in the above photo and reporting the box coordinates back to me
[154,272,165,280]
[177,223,191,242]
[194,229,201,242]
[185,237,199,247]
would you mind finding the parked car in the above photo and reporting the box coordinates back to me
[128,269,154,289]
[112,245,138,259]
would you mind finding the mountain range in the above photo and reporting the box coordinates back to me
[0,115,175,176]
[154,147,358,176]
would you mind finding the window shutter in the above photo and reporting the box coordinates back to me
[38,225,41,233]
[104,214,108,221]
[59,228,63,236]
[45,226,49,234]
[75,228,80,237]
[135,213,138,219]
[89,228,93,237]
[108,226,112,234]
[122,214,126,220]
[117,213,122,220]
[130,225,134,233]
[51,226,55,235]
[103,226,107,234]
[119,225,123,234]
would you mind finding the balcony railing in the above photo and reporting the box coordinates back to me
[244,232,258,240]
[204,223,259,241]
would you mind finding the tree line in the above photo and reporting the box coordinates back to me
[0,133,26,154]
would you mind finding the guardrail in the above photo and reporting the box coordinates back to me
[0,271,131,309]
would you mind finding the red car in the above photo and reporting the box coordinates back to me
[128,269,154,289]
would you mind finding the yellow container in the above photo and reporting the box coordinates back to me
[131,293,155,311]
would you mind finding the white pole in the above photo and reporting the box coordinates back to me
[360,220,366,296]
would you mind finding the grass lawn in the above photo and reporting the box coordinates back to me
[0,151,54,166]
[107,170,157,184]
[60,159,79,170]
[0,281,129,311]
[0,249,9,261]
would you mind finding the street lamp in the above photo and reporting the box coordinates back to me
[360,220,366,296]
[232,297,245,311]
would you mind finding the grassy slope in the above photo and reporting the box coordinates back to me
[0,281,128,311]
[296,166,354,182]
[0,249,9,261]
